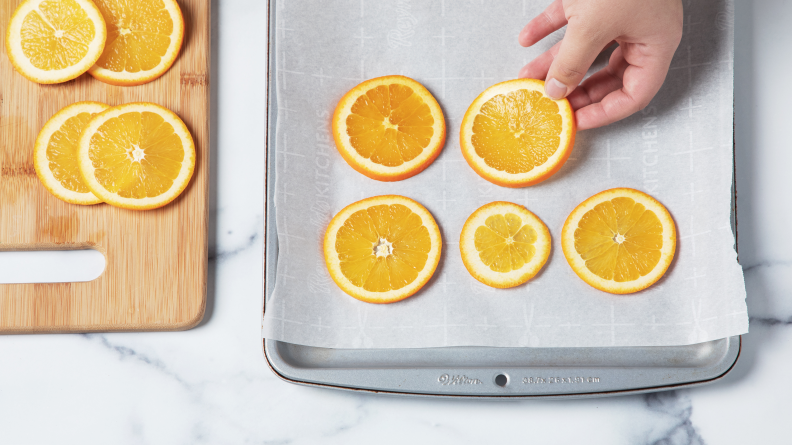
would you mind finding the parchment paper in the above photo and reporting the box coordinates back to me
[262,0,748,348]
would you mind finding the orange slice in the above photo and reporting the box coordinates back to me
[5,0,107,84]
[324,195,442,304]
[332,75,446,181]
[460,202,551,288]
[561,188,677,294]
[34,101,109,205]
[460,78,575,188]
[77,102,196,210]
[88,0,184,86]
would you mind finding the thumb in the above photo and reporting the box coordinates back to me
[545,23,611,100]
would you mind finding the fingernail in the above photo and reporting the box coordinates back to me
[545,78,568,100]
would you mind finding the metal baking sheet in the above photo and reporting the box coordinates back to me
[261,0,740,398]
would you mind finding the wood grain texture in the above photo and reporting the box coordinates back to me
[0,0,210,333]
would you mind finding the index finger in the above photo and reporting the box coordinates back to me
[519,0,566,47]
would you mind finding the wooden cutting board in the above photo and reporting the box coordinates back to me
[0,0,210,333]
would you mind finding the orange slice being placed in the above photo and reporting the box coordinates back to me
[460,202,551,288]
[324,195,442,304]
[561,188,677,294]
[77,102,196,210]
[88,0,184,86]
[332,75,446,181]
[34,101,109,205]
[460,78,575,188]
[5,0,107,84]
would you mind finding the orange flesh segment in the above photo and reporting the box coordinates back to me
[471,89,562,174]
[88,111,185,199]
[574,197,664,282]
[474,213,537,273]
[21,0,96,71]
[93,0,173,73]
[47,111,96,193]
[346,84,435,167]
[335,204,431,292]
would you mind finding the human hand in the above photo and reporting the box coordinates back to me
[518,0,683,130]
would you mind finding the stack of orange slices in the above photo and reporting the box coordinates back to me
[34,101,196,210]
[6,0,184,85]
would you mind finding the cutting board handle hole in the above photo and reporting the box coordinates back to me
[0,250,105,284]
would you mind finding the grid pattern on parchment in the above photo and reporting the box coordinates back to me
[263,0,748,349]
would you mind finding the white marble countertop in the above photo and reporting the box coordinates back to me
[1,0,790,443]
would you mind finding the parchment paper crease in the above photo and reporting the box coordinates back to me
[262,0,748,348]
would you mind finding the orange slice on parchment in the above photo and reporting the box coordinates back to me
[332,75,446,181]
[324,195,442,303]
[460,201,551,288]
[460,78,575,188]
[561,188,677,294]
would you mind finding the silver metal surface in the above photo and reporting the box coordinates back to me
[262,0,740,398]
[264,338,739,398]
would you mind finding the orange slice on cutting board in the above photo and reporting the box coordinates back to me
[88,0,185,86]
[324,195,442,304]
[5,0,107,84]
[561,188,677,294]
[34,101,109,205]
[460,78,575,188]
[460,201,551,288]
[332,75,446,181]
[77,102,196,210]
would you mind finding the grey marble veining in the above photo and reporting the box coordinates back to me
[0,0,790,443]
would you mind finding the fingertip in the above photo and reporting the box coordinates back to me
[575,118,596,131]
[574,104,610,131]
[519,0,567,49]
[518,28,536,47]
[573,111,594,131]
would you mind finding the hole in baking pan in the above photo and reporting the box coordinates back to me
[494,373,509,387]
[0,250,105,284]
